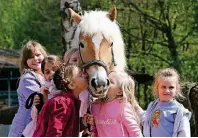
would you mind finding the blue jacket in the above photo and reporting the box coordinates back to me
[8,69,44,137]
[143,99,191,137]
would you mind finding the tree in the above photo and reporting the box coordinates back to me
[0,0,62,54]
[60,0,82,53]
[120,0,198,76]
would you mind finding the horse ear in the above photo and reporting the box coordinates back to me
[107,5,117,21]
[68,8,82,24]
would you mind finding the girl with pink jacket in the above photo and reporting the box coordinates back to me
[85,71,143,137]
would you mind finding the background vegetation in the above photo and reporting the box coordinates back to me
[0,0,198,135]
[0,0,62,54]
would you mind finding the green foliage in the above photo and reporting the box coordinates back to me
[81,0,198,82]
[0,0,62,54]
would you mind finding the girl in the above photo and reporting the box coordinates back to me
[63,47,79,65]
[143,68,191,137]
[64,48,91,136]
[22,55,61,137]
[33,64,88,137]
[41,55,61,100]
[8,40,47,137]
[86,71,143,137]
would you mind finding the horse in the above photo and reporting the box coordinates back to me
[69,6,126,98]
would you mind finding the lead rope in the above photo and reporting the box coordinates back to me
[24,70,45,113]
[78,42,85,65]
[111,46,117,66]
[86,90,93,136]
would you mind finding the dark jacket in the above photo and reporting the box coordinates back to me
[33,92,81,137]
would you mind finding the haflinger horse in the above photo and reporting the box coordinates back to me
[69,6,126,98]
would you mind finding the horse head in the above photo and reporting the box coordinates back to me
[69,6,126,98]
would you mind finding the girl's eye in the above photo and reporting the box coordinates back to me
[72,59,77,62]
[169,86,174,89]
[45,71,50,75]
[36,54,41,57]
[78,71,83,77]
[52,66,58,71]
[78,71,88,78]
[161,86,166,89]
[109,79,115,84]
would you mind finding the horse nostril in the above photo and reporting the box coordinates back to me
[91,78,97,90]
[91,78,110,90]
[106,79,110,86]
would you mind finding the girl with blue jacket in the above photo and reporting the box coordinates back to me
[142,68,191,137]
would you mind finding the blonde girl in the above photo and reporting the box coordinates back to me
[143,68,191,137]
[8,40,47,137]
[86,71,142,137]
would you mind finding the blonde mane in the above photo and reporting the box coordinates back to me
[72,10,126,71]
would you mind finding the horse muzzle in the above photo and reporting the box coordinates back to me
[89,77,110,98]
[87,67,110,98]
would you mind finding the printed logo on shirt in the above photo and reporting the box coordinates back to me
[95,119,117,125]
[152,109,161,127]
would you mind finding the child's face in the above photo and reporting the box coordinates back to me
[107,72,122,99]
[158,77,177,102]
[44,62,58,81]
[68,51,79,65]
[27,47,44,72]
[70,67,88,93]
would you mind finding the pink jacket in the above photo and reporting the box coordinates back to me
[91,99,143,137]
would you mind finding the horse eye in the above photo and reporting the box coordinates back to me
[110,42,113,47]
[79,42,84,48]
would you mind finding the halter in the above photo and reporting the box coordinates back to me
[78,42,117,73]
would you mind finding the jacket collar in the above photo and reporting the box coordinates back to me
[58,92,80,100]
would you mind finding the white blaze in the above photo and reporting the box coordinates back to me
[92,33,103,49]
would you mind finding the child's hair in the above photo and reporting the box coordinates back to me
[153,68,184,100]
[53,63,79,92]
[20,40,48,74]
[111,71,140,124]
[63,48,79,65]
[41,55,61,74]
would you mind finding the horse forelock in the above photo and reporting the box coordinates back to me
[73,10,126,71]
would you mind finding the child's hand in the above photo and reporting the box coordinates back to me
[42,87,49,101]
[82,128,91,137]
[33,95,41,106]
[83,113,95,126]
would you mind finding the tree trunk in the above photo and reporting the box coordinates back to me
[60,0,81,53]
[187,83,198,136]
[165,26,181,73]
